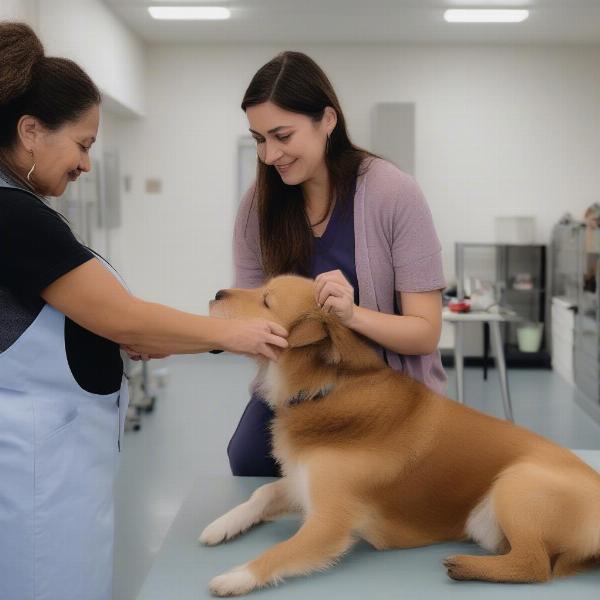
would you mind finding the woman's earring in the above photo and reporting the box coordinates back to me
[26,151,36,183]
[325,134,331,156]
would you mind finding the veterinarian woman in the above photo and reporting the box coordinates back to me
[0,23,287,600]
[228,51,446,476]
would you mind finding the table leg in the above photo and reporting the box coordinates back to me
[489,321,514,422]
[454,322,464,404]
[483,322,489,381]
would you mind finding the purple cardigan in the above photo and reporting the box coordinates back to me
[233,157,447,394]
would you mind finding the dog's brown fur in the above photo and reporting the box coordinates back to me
[201,275,600,596]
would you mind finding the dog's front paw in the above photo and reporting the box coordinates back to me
[200,512,246,546]
[209,564,258,597]
[199,516,230,546]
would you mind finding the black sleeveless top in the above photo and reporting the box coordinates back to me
[0,177,122,394]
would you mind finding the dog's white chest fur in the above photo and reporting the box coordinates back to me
[259,362,312,512]
[258,361,282,409]
[285,462,312,514]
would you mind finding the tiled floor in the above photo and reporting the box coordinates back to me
[113,355,600,600]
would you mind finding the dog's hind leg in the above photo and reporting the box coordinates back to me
[444,542,551,584]
[445,512,551,583]
[199,479,296,546]
[209,507,356,597]
[445,465,556,583]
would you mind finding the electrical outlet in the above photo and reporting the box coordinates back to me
[145,178,162,194]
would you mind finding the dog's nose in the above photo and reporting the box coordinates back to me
[214,290,228,301]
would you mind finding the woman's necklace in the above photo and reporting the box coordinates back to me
[307,199,335,228]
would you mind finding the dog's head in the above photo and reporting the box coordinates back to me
[210,275,381,371]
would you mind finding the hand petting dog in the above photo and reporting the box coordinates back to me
[314,269,355,324]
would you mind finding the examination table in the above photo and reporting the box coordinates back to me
[137,450,600,599]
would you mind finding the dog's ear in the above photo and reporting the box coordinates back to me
[288,310,382,369]
[287,310,329,348]
[287,311,345,365]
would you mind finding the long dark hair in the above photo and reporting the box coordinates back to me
[0,22,101,190]
[241,51,373,277]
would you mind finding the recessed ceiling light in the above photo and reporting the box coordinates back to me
[444,9,529,23]
[148,6,231,20]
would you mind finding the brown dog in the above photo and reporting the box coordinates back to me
[201,274,600,596]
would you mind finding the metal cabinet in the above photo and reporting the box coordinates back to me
[551,220,600,409]
[455,242,550,367]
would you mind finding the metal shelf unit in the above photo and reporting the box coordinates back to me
[455,242,550,368]
[550,220,600,421]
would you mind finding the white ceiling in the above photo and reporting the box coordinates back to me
[102,0,600,45]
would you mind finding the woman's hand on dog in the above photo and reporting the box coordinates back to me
[315,270,355,324]
[120,319,287,361]
[220,318,288,361]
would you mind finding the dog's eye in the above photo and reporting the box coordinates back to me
[263,297,269,308]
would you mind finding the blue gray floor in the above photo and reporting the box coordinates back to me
[113,355,600,600]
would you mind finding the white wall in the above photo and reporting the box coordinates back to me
[111,43,600,316]
[0,0,38,25]
[1,0,143,272]
[1,0,145,116]
[37,0,146,117]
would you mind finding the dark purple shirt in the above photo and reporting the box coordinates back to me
[310,182,359,303]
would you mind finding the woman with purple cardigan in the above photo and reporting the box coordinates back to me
[229,51,447,476]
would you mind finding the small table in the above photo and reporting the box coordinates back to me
[443,308,521,422]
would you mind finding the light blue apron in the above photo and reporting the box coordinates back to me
[0,175,129,600]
